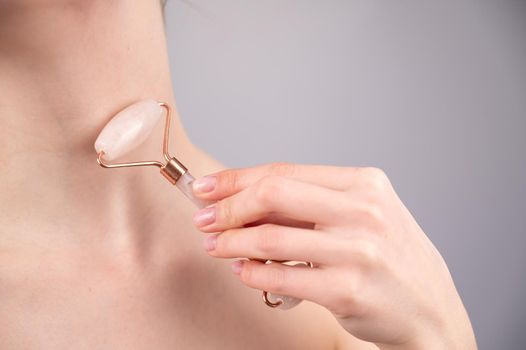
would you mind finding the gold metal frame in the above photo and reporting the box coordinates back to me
[97,102,188,184]
[260,260,315,307]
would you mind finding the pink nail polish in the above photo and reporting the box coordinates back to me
[231,260,244,275]
[193,176,216,193]
[193,206,216,227]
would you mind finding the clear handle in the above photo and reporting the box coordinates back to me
[175,172,213,209]
[175,171,305,310]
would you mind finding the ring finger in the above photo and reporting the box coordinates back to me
[206,223,347,266]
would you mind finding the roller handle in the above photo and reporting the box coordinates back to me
[175,171,305,310]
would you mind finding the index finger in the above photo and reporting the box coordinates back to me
[192,162,361,201]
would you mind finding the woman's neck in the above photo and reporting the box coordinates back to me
[0,1,183,153]
[0,1,211,251]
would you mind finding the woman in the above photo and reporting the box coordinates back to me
[0,1,477,349]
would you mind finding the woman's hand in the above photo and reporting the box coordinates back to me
[190,162,477,350]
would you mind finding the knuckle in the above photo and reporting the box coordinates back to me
[239,260,252,283]
[217,200,237,225]
[336,196,387,232]
[351,239,382,268]
[333,195,357,219]
[220,169,240,193]
[337,291,358,313]
[266,162,297,178]
[360,167,391,191]
[265,265,287,294]
[254,175,280,207]
[357,203,386,229]
[331,272,363,317]
[342,167,360,189]
[214,232,228,253]
[255,225,281,254]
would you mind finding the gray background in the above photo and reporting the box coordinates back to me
[164,1,526,348]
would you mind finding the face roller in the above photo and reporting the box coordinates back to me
[94,99,313,309]
[94,99,210,209]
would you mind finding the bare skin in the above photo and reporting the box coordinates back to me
[0,1,375,349]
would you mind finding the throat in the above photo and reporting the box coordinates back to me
[0,0,181,157]
[0,0,199,250]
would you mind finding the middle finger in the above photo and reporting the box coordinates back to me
[193,175,348,232]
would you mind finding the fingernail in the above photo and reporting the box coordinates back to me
[204,234,217,251]
[193,205,216,227]
[193,176,216,194]
[231,260,244,275]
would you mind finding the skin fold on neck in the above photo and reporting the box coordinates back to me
[0,1,218,256]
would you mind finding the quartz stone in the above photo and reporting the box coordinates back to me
[94,99,163,161]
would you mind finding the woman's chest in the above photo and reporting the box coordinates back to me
[0,248,332,350]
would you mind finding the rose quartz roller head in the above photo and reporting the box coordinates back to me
[94,99,312,310]
[94,99,210,209]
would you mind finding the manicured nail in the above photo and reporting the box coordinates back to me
[231,260,244,275]
[193,176,216,194]
[204,234,217,251]
[193,205,216,227]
